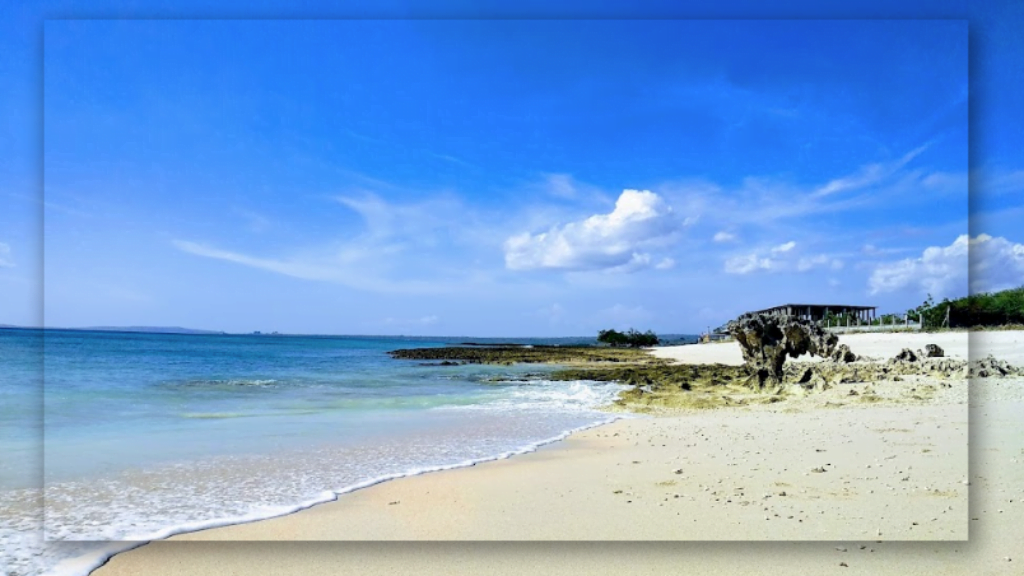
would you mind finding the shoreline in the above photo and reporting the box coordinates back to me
[128,401,967,542]
[92,330,1024,575]
[68,416,629,576]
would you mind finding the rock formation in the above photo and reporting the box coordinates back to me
[830,344,859,363]
[894,348,919,362]
[727,314,839,390]
[970,355,1021,378]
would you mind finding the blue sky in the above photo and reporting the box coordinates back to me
[1,3,1021,336]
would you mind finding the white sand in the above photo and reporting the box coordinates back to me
[649,330,1023,366]
[93,331,1024,576]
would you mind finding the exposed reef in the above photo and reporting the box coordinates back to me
[390,337,1022,414]
[388,345,663,366]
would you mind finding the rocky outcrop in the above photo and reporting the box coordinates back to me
[830,344,859,363]
[894,348,919,362]
[727,314,839,390]
[969,355,1021,378]
[782,353,1023,386]
[925,344,945,358]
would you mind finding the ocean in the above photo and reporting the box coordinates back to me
[0,328,655,576]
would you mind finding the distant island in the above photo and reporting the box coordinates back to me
[0,325,227,335]
[80,326,229,335]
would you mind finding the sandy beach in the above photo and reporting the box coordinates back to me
[95,330,1024,575]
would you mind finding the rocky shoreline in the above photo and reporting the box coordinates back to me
[390,322,1023,414]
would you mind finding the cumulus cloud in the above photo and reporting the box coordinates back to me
[503,189,681,272]
[713,231,737,243]
[869,234,1024,298]
[0,243,12,267]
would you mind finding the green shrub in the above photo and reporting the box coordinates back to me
[910,286,1024,328]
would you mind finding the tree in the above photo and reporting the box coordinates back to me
[906,287,1024,329]
[597,328,660,347]
[597,329,629,347]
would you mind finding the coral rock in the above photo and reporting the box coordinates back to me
[727,314,838,390]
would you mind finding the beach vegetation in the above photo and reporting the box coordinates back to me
[597,328,660,348]
[908,286,1024,328]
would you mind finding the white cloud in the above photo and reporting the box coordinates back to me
[172,239,456,294]
[725,241,837,275]
[868,234,1024,298]
[335,192,463,243]
[713,231,736,243]
[813,144,929,198]
[724,253,773,274]
[504,189,681,272]
[655,257,676,270]
[861,244,914,256]
[771,241,796,254]
[0,243,12,268]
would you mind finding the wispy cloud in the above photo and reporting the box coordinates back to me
[172,239,457,294]
[656,143,958,232]
[543,173,580,200]
[724,240,841,275]
[812,143,930,198]
[334,191,475,245]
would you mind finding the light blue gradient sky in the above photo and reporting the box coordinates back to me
[1,3,1021,336]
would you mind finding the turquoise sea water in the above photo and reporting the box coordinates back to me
[1,328,638,576]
